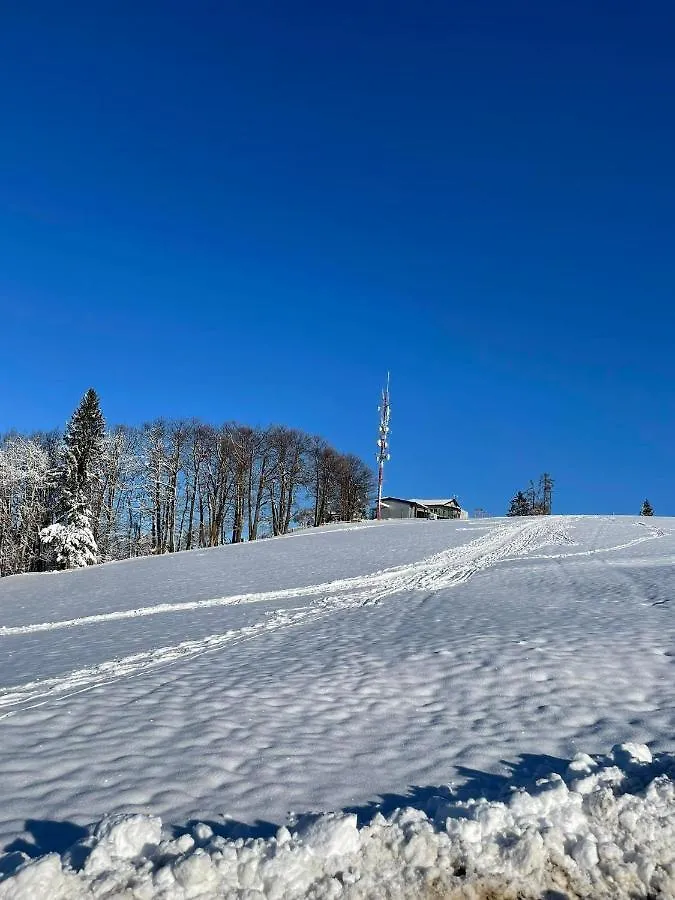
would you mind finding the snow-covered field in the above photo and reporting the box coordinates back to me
[0,516,673,898]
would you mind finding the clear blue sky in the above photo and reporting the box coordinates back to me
[2,1,674,515]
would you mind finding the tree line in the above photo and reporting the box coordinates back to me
[0,389,374,575]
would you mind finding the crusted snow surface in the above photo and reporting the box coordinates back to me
[0,516,674,897]
[1,744,674,898]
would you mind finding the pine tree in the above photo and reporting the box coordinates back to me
[41,389,105,568]
[508,491,531,516]
[640,498,654,516]
[63,389,105,492]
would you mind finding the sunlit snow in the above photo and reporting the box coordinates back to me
[0,516,673,897]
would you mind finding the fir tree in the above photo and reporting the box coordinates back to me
[507,491,531,516]
[640,498,654,516]
[63,388,105,492]
[40,520,98,569]
[41,389,105,568]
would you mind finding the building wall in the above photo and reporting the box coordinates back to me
[380,499,416,519]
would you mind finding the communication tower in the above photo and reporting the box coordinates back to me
[376,373,391,520]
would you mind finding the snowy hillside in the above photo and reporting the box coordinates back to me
[0,516,673,898]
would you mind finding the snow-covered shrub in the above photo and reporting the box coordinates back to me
[40,521,98,569]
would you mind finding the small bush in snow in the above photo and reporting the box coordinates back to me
[40,521,98,569]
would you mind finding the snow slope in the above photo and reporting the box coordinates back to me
[0,516,673,897]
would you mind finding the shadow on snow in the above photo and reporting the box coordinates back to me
[1,819,88,876]
[0,751,572,878]
[6,748,670,883]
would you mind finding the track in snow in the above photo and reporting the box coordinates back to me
[0,517,631,717]
[0,518,574,638]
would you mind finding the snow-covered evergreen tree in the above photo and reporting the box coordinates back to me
[640,498,654,516]
[40,518,98,569]
[41,389,105,569]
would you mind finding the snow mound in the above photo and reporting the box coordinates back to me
[1,743,673,899]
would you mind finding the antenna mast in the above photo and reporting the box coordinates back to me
[376,372,391,520]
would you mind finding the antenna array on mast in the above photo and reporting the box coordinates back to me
[376,372,391,520]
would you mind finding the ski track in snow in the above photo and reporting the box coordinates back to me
[0,518,576,716]
[0,517,666,719]
[0,518,570,638]
[1,517,664,640]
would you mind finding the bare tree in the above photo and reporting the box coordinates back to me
[142,420,170,553]
[204,426,234,547]
[334,453,374,522]
[268,427,306,536]
[247,427,273,542]
[306,437,338,527]
[93,425,144,560]
[181,422,210,551]
[164,421,191,553]
[0,435,52,575]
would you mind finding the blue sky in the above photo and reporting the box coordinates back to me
[1,1,674,515]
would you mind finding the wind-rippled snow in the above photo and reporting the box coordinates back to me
[0,516,673,897]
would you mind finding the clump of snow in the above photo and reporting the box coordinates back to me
[1,743,673,899]
[79,813,163,875]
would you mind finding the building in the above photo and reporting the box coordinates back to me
[377,497,468,520]
[411,498,467,519]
